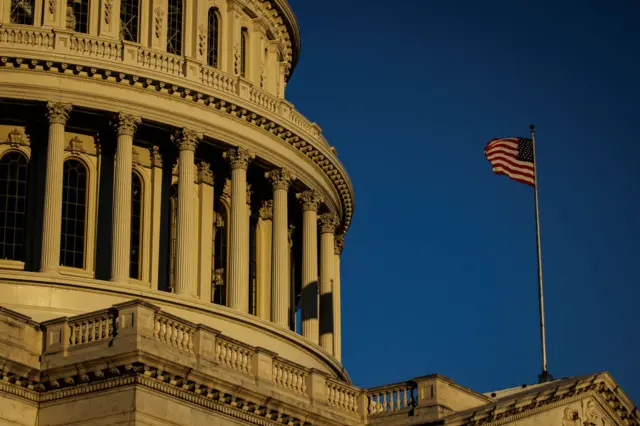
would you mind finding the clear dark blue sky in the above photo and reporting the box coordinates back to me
[286,0,640,401]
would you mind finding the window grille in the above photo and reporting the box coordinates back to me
[60,159,87,268]
[129,172,142,279]
[0,152,29,261]
[10,0,35,25]
[120,0,140,42]
[240,28,248,78]
[167,0,183,55]
[207,8,220,68]
[66,0,89,33]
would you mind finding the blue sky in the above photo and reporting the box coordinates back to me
[286,0,640,401]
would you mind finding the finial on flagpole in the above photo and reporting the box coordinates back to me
[530,124,535,136]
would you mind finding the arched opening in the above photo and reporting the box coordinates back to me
[207,8,221,68]
[167,0,183,55]
[10,0,35,25]
[0,151,29,261]
[240,27,249,78]
[130,172,143,279]
[120,0,140,42]
[60,159,87,268]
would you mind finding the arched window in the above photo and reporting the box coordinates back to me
[10,0,35,25]
[168,184,178,291]
[167,0,183,55]
[0,152,29,261]
[248,216,257,314]
[120,0,140,42]
[213,201,227,305]
[130,172,143,279]
[60,159,87,268]
[240,28,248,78]
[207,8,221,68]
[66,0,89,33]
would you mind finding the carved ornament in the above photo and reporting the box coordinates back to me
[172,128,202,152]
[222,178,231,199]
[296,190,323,212]
[246,183,253,205]
[150,145,162,168]
[104,0,113,25]
[48,0,55,14]
[197,161,214,186]
[288,224,295,246]
[223,147,254,170]
[65,137,85,155]
[154,7,164,39]
[265,168,294,191]
[46,102,72,125]
[318,213,339,234]
[7,128,30,147]
[334,234,345,255]
[198,25,206,56]
[259,200,273,220]
[114,112,140,137]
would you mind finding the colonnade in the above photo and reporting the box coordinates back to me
[37,102,344,359]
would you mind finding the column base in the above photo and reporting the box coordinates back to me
[39,267,60,275]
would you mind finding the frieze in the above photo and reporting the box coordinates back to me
[0,56,354,233]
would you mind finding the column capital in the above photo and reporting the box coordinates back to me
[172,128,202,151]
[296,190,323,212]
[46,102,72,125]
[197,161,214,185]
[224,147,254,170]
[114,112,141,136]
[318,213,339,235]
[265,168,295,191]
[334,234,345,255]
[259,200,273,220]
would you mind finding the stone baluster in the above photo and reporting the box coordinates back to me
[334,234,344,361]
[318,213,339,354]
[296,190,323,344]
[40,102,72,273]
[110,113,141,283]
[223,147,254,312]
[265,168,295,327]
[172,128,202,297]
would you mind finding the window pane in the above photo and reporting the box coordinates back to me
[66,0,89,33]
[10,0,35,25]
[207,8,220,68]
[120,0,140,42]
[60,160,87,268]
[0,152,29,261]
[167,0,183,55]
[240,28,248,78]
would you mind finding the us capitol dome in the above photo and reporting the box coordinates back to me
[0,0,637,425]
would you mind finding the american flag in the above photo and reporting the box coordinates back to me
[484,137,535,186]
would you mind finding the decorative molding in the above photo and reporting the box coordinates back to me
[65,137,85,155]
[104,0,114,25]
[154,7,164,39]
[233,44,240,76]
[222,178,231,199]
[113,112,141,137]
[197,161,214,185]
[150,145,162,168]
[6,128,30,147]
[198,25,206,57]
[318,213,339,235]
[48,0,56,15]
[46,102,72,125]
[246,184,253,205]
[259,200,273,220]
[172,128,202,152]
[265,168,294,191]
[296,190,323,213]
[223,147,254,171]
[334,234,344,255]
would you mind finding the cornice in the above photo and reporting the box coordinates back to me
[0,55,354,233]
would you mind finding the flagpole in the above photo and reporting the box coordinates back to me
[530,124,551,383]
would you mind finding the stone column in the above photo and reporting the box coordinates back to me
[110,113,141,283]
[296,190,323,344]
[172,128,202,297]
[256,201,273,321]
[223,147,254,312]
[318,213,339,354]
[40,102,72,273]
[334,234,344,362]
[197,162,214,303]
[149,146,163,289]
[265,168,294,328]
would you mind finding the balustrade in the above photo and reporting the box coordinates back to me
[272,359,308,395]
[0,27,55,49]
[69,311,118,347]
[326,379,359,414]
[366,381,416,416]
[215,338,252,374]
[70,35,122,61]
[138,48,185,75]
[152,313,195,353]
[201,66,237,94]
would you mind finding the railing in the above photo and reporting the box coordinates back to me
[273,359,308,395]
[138,48,184,75]
[327,379,360,414]
[201,65,237,95]
[70,34,122,60]
[366,381,416,416]
[69,310,118,348]
[247,86,279,113]
[153,313,195,353]
[0,27,55,50]
[215,337,252,374]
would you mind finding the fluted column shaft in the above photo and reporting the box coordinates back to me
[110,113,140,283]
[173,129,201,297]
[266,168,295,327]
[224,148,254,312]
[319,213,339,354]
[297,191,323,344]
[40,102,72,273]
[334,235,345,361]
